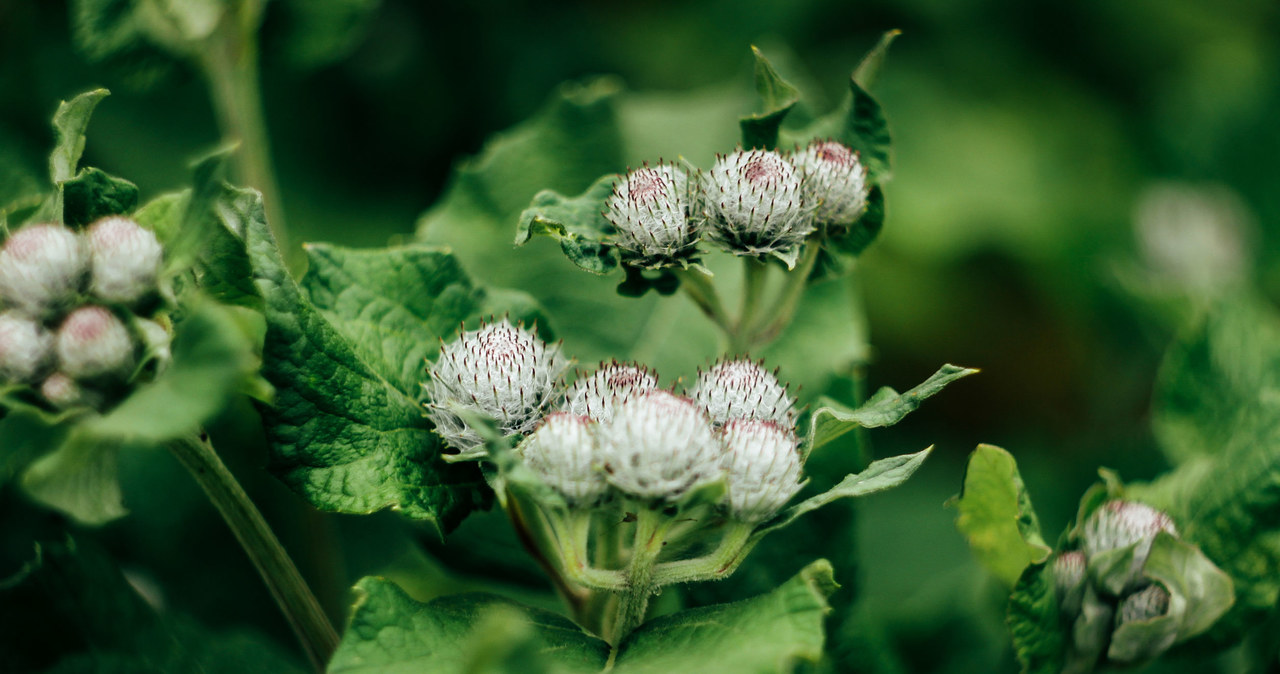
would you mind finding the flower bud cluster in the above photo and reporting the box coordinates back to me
[1053,500,1183,665]
[604,140,871,267]
[0,219,170,410]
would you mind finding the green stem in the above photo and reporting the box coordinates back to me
[673,268,733,337]
[753,242,822,347]
[168,432,337,672]
[199,6,289,255]
[608,508,667,646]
[651,521,756,586]
[733,258,770,353]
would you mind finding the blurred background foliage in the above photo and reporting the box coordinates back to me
[1,0,1277,671]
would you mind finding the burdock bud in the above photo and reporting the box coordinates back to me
[719,419,804,522]
[564,361,659,423]
[791,140,870,225]
[40,373,86,409]
[519,412,606,505]
[0,311,53,383]
[86,217,163,305]
[56,306,135,379]
[137,319,173,373]
[705,149,813,257]
[0,224,87,316]
[1053,550,1087,617]
[425,319,566,453]
[605,164,700,266]
[1083,501,1177,586]
[1117,584,1171,625]
[691,358,795,427]
[600,390,722,501]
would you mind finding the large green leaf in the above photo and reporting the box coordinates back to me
[247,214,490,530]
[61,166,139,227]
[739,46,800,151]
[1006,563,1064,674]
[952,445,1052,588]
[329,560,838,674]
[806,364,977,455]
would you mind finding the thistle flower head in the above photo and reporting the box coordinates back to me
[0,311,54,383]
[1053,550,1087,617]
[719,419,804,522]
[599,389,722,501]
[56,306,135,379]
[564,360,660,423]
[0,224,87,317]
[1117,583,1171,625]
[87,217,163,305]
[518,412,607,505]
[792,139,870,225]
[425,319,567,453]
[605,164,700,267]
[705,149,813,256]
[691,358,795,427]
[1083,500,1177,591]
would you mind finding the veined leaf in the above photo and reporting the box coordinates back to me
[952,445,1052,588]
[1006,563,1064,674]
[49,89,108,185]
[739,46,800,151]
[514,174,619,275]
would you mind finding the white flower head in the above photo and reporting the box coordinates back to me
[691,358,795,427]
[792,139,870,226]
[425,319,567,453]
[1083,500,1177,589]
[605,163,701,267]
[600,389,722,501]
[518,412,606,505]
[1117,583,1171,625]
[1052,550,1087,617]
[704,149,813,256]
[87,217,163,305]
[0,224,87,317]
[40,372,88,409]
[56,306,136,379]
[719,419,803,522]
[564,360,659,423]
[0,311,54,383]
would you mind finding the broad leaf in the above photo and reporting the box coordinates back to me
[739,46,800,151]
[49,89,108,184]
[952,445,1052,588]
[755,448,932,538]
[806,364,976,455]
[852,30,901,90]
[514,174,619,275]
[0,410,72,485]
[247,215,490,530]
[1006,563,1064,674]
[20,433,126,525]
[61,166,138,227]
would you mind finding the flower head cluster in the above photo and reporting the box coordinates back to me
[0,219,170,410]
[424,319,567,453]
[602,140,872,267]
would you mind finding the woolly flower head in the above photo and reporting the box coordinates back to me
[518,412,606,505]
[705,149,813,256]
[719,419,804,522]
[691,358,795,427]
[1083,500,1177,589]
[425,319,566,453]
[791,140,870,225]
[0,311,54,383]
[605,164,700,267]
[56,306,135,379]
[599,390,722,501]
[564,360,659,423]
[87,217,163,305]
[0,224,87,317]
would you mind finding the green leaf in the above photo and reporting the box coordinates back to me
[49,89,109,185]
[786,73,892,181]
[806,364,977,455]
[852,30,902,90]
[82,300,255,443]
[514,174,619,275]
[953,445,1052,588]
[300,243,487,395]
[739,46,800,151]
[327,577,608,674]
[275,0,380,68]
[825,184,883,257]
[20,433,126,525]
[755,448,932,538]
[1006,563,1064,674]
[193,183,264,308]
[0,409,72,485]
[61,167,139,227]
[246,214,489,530]
[614,559,837,674]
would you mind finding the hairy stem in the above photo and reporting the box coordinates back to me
[608,508,667,647]
[167,431,337,672]
[651,521,756,586]
[754,241,822,346]
[732,258,770,353]
[673,268,733,336]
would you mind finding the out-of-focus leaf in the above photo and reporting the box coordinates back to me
[825,185,884,257]
[952,445,1052,588]
[739,46,800,151]
[785,73,891,181]
[20,434,126,525]
[49,89,108,184]
[0,410,72,485]
[1006,563,1064,674]
[276,0,380,68]
[247,214,489,531]
[852,30,901,90]
[61,167,138,227]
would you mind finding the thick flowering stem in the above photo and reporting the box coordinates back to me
[167,431,336,672]
[734,258,770,352]
[608,508,669,647]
